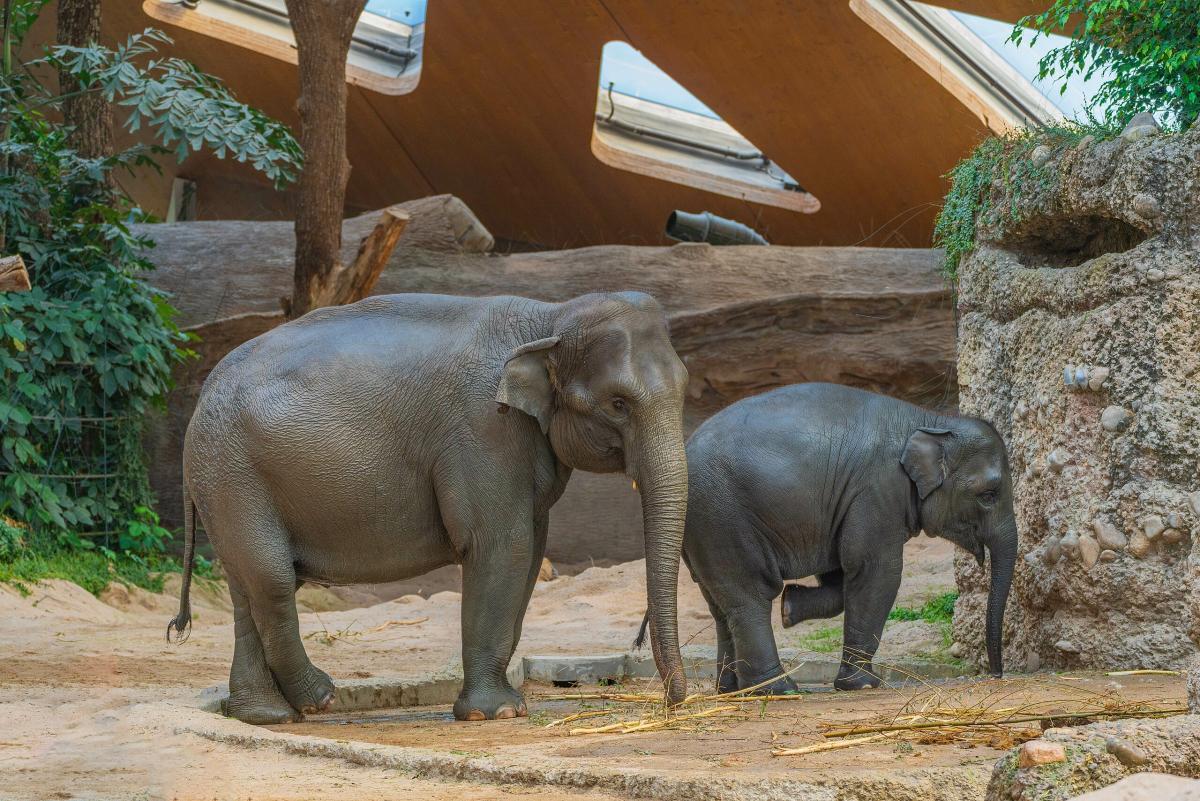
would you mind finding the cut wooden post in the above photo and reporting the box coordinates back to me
[338,205,410,304]
[0,255,30,293]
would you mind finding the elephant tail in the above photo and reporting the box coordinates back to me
[166,484,196,644]
[633,610,650,650]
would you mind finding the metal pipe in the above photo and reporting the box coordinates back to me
[665,211,769,246]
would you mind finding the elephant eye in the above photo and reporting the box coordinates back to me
[978,490,998,505]
[609,397,628,414]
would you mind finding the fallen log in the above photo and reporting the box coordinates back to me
[0,255,30,292]
[138,196,956,565]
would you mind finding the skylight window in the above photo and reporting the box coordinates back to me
[591,42,818,215]
[143,0,427,95]
[948,9,1108,121]
[851,0,1107,131]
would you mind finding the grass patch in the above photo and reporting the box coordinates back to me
[888,592,957,624]
[795,626,842,653]
[0,516,204,597]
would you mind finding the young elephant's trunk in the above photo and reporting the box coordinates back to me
[984,517,1018,677]
[632,411,689,707]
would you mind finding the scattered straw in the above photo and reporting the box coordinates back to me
[537,654,1186,759]
[772,732,895,756]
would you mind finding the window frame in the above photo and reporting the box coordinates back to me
[142,0,423,96]
[590,44,819,215]
[850,0,1063,132]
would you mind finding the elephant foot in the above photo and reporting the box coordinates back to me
[279,663,336,715]
[780,585,803,629]
[453,683,528,721]
[716,671,739,695]
[740,672,800,696]
[834,665,881,691]
[226,686,303,725]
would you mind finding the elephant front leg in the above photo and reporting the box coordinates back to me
[836,555,902,691]
[455,534,536,721]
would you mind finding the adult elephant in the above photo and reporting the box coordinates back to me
[169,291,690,724]
[681,383,1017,694]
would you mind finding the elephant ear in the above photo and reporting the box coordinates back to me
[495,336,560,433]
[901,428,954,499]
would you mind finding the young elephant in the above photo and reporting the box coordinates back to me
[683,383,1017,694]
[169,291,690,724]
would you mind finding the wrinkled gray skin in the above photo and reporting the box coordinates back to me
[683,383,1017,694]
[171,291,690,724]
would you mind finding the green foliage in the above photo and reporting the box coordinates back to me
[795,626,842,654]
[1015,0,1200,129]
[41,29,302,187]
[0,516,24,561]
[889,592,958,624]
[0,2,298,556]
[0,526,165,596]
[933,122,1116,280]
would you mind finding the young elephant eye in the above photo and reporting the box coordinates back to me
[978,490,999,505]
[610,397,628,414]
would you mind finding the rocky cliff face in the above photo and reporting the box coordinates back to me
[953,118,1200,671]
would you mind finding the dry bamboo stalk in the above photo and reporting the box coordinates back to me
[1105,669,1180,677]
[545,709,613,728]
[772,733,897,757]
[823,706,1187,738]
[568,704,737,735]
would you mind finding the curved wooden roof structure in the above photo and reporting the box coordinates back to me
[37,0,1042,248]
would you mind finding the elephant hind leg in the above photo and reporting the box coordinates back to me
[781,569,844,628]
[215,502,334,717]
[245,564,335,716]
[226,581,299,724]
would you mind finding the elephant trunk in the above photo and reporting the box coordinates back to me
[631,410,689,707]
[984,516,1018,677]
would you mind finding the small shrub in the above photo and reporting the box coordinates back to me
[933,122,1117,280]
[1016,0,1200,129]
[0,3,299,552]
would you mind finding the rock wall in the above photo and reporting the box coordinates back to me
[954,119,1200,671]
[139,195,957,568]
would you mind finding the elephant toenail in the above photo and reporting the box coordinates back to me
[494,706,517,720]
[516,704,528,717]
[319,692,336,711]
[465,709,486,721]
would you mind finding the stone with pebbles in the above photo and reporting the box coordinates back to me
[1131,193,1162,220]
[1127,532,1151,559]
[1078,535,1100,569]
[1105,737,1149,767]
[1141,515,1165,540]
[1092,520,1127,551]
[1101,406,1133,433]
[1019,740,1067,768]
[1047,448,1071,473]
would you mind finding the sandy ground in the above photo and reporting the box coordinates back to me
[0,538,960,800]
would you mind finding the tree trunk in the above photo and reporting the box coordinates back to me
[57,0,113,160]
[285,0,368,318]
[0,255,30,292]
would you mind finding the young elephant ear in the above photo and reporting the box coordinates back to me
[495,336,560,433]
[901,427,954,499]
